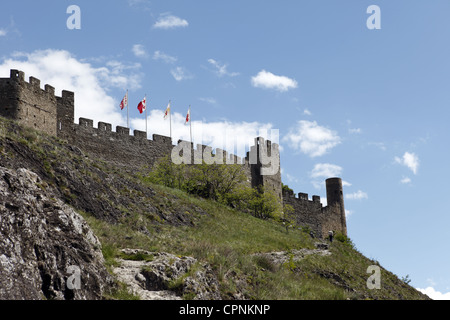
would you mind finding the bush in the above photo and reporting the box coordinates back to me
[185,162,247,202]
[246,186,283,220]
[334,232,356,249]
[147,156,186,189]
[148,157,248,203]
[282,183,293,194]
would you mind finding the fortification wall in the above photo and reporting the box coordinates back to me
[283,190,325,238]
[283,187,347,238]
[321,204,347,239]
[59,118,174,171]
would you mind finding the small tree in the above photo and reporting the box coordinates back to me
[247,186,282,220]
[186,162,247,202]
[147,155,186,189]
[281,203,295,233]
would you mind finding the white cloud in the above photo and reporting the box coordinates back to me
[400,177,412,184]
[98,60,143,90]
[349,128,362,134]
[310,163,343,189]
[198,97,217,105]
[207,59,239,77]
[0,49,145,127]
[284,172,298,183]
[283,120,341,157]
[303,109,312,116]
[342,180,352,187]
[345,210,353,218]
[153,14,188,29]
[369,142,386,151]
[0,29,6,37]
[153,50,177,64]
[417,287,450,300]
[310,163,343,179]
[132,44,147,58]
[395,152,419,175]
[128,0,149,6]
[345,190,368,200]
[251,70,298,92]
[170,66,193,81]
[130,110,274,158]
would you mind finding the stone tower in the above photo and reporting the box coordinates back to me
[0,69,74,137]
[247,137,282,203]
[326,177,347,236]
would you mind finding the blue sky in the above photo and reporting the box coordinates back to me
[1,0,450,299]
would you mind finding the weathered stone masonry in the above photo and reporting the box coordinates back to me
[283,178,347,238]
[0,69,347,238]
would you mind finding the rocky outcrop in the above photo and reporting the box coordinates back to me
[0,167,113,300]
[113,249,221,300]
[252,243,331,266]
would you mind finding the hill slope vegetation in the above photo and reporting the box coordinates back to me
[0,117,429,300]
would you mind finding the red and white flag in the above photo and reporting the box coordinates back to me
[137,96,146,114]
[164,101,171,119]
[119,91,128,110]
[185,106,191,124]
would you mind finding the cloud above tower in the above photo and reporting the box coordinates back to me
[283,120,341,157]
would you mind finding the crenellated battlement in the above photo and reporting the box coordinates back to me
[0,69,346,239]
[74,117,175,147]
[282,190,322,205]
[8,70,62,100]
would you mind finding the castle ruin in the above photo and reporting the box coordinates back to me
[0,69,347,239]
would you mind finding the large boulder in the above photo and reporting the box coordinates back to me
[114,249,221,300]
[0,167,113,300]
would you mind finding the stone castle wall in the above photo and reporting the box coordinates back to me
[0,69,347,238]
[283,183,346,239]
[60,117,174,171]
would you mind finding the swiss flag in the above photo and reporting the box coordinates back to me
[137,96,146,114]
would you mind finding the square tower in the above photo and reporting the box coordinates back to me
[0,70,74,137]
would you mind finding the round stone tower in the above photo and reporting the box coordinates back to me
[326,177,347,236]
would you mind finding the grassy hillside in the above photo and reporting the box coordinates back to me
[0,117,429,300]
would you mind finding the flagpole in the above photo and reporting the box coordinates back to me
[189,105,192,144]
[169,100,172,139]
[145,94,147,136]
[126,89,129,128]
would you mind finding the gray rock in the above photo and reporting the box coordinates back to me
[253,247,331,266]
[113,249,221,300]
[0,167,113,300]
